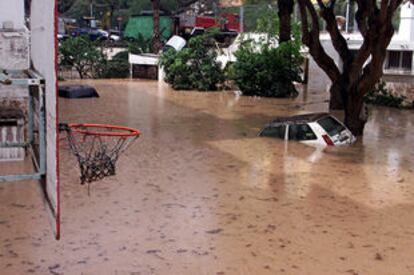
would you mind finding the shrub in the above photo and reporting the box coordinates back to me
[100,61,129,79]
[230,39,302,97]
[112,51,129,61]
[229,7,303,98]
[365,80,407,108]
[159,33,224,91]
[100,51,130,79]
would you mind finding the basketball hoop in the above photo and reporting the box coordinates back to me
[59,123,140,187]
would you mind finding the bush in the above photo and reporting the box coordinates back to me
[230,39,302,97]
[365,80,407,108]
[100,51,130,79]
[159,32,224,91]
[229,7,303,98]
[100,61,130,79]
[112,51,129,61]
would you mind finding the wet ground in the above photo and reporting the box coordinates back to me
[1,79,414,274]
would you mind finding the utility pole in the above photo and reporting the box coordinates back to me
[240,5,244,33]
[90,1,94,18]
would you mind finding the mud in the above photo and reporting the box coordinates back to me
[1,79,414,274]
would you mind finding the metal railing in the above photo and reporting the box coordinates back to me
[0,69,46,183]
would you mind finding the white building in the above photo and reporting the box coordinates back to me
[308,1,414,103]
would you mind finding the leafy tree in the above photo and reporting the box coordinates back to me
[159,32,224,91]
[297,0,403,135]
[59,36,106,79]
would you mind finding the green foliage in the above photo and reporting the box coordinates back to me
[112,50,129,61]
[231,40,302,97]
[159,33,224,91]
[59,36,129,79]
[365,80,407,108]
[127,34,152,54]
[59,36,106,79]
[255,6,302,42]
[100,51,130,79]
[256,8,279,37]
[229,6,303,98]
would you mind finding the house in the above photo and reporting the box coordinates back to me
[308,1,414,104]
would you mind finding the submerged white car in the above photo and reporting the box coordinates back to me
[258,113,356,146]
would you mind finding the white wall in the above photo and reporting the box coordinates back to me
[30,0,59,238]
[397,2,414,41]
[0,0,25,29]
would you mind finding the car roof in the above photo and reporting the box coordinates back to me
[266,113,330,127]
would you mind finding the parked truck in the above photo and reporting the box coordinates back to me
[176,13,240,42]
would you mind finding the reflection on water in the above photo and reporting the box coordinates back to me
[1,79,414,275]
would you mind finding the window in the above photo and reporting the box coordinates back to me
[386,51,413,71]
[260,125,286,139]
[402,51,412,70]
[288,124,317,141]
[318,116,345,137]
[387,51,400,68]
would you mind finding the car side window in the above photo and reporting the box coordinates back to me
[260,125,286,139]
[288,124,317,141]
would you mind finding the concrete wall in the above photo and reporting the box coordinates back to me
[0,29,30,70]
[0,0,25,29]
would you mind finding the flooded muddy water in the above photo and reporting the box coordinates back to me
[1,79,414,274]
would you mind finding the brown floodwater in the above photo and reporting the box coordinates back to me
[1,79,414,275]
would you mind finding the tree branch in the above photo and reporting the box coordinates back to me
[357,24,394,94]
[317,0,350,63]
[298,0,341,82]
[354,1,369,38]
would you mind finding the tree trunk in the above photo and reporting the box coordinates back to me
[77,67,84,79]
[152,0,162,53]
[345,92,366,136]
[330,79,367,135]
[329,82,345,110]
[278,0,294,43]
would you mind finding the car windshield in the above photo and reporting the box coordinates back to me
[288,124,317,141]
[318,116,346,136]
[259,125,286,139]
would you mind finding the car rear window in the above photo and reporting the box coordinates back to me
[259,125,286,139]
[288,124,317,141]
[318,116,346,136]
